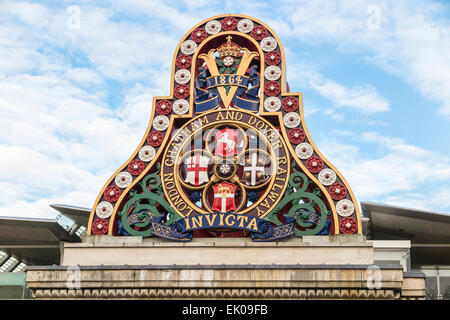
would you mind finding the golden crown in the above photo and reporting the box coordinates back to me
[217,36,241,58]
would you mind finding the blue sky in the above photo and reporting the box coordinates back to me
[1,0,450,219]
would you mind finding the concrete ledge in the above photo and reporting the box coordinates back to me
[77,235,369,246]
[62,236,374,266]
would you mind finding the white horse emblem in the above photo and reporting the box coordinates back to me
[215,128,238,157]
[217,132,236,152]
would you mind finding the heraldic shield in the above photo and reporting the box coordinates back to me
[87,14,362,241]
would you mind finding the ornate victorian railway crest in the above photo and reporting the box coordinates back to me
[88,14,362,241]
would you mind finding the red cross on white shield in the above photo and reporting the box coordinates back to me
[184,153,209,186]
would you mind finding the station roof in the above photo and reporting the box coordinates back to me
[0,214,81,265]
[361,201,450,265]
[49,204,91,226]
[361,201,450,243]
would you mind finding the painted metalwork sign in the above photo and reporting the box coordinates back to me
[87,15,362,241]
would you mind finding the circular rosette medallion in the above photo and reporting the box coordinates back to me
[282,97,298,112]
[251,26,268,40]
[265,51,281,66]
[306,156,323,173]
[261,37,277,52]
[221,17,238,31]
[139,146,156,162]
[265,66,281,81]
[318,168,337,186]
[173,99,189,115]
[96,201,113,218]
[205,20,221,34]
[237,149,274,189]
[156,100,172,115]
[237,19,254,33]
[336,199,355,217]
[115,171,132,188]
[339,217,357,234]
[264,97,281,112]
[175,69,191,84]
[176,55,192,69]
[214,159,236,180]
[265,81,280,96]
[153,115,169,131]
[284,112,301,128]
[191,28,207,43]
[178,150,214,190]
[147,131,164,146]
[180,40,197,55]
[128,159,145,175]
[104,186,121,203]
[296,142,314,159]
[288,128,306,144]
[174,84,190,99]
[92,218,109,235]
[329,182,347,200]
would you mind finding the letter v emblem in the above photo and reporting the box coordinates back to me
[199,48,259,108]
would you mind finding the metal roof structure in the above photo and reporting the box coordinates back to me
[49,204,91,226]
[361,201,450,266]
[0,206,87,268]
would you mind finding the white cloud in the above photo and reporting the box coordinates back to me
[0,145,98,197]
[4,1,49,27]
[64,68,104,86]
[278,0,450,118]
[383,188,450,212]
[317,131,450,211]
[313,81,389,113]
[47,5,179,83]
[288,61,390,113]
[0,71,154,218]
[0,190,96,219]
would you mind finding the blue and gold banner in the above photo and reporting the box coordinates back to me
[206,74,250,89]
[194,95,221,113]
[195,71,260,112]
[235,84,260,111]
[151,212,295,242]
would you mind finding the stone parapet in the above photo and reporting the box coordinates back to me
[61,235,373,266]
[26,264,425,300]
[26,236,425,300]
[401,272,427,299]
